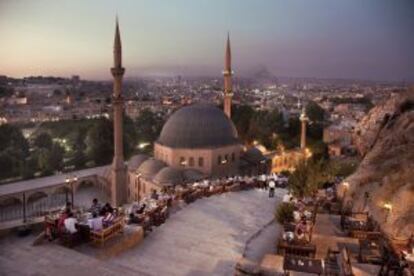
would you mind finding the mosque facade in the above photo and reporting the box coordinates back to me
[109,21,304,205]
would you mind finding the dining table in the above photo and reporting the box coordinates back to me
[359,239,383,264]
[283,255,323,275]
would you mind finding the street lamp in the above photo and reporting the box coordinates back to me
[384,202,392,222]
[342,182,349,199]
[65,175,78,207]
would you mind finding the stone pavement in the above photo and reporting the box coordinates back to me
[0,234,146,276]
[0,188,285,276]
[110,188,285,276]
[312,213,359,259]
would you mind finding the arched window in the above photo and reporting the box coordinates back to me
[231,152,235,162]
[198,157,204,167]
[218,155,222,165]
[189,157,194,167]
[180,157,186,166]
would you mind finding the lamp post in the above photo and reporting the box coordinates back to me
[65,175,78,207]
[384,202,392,222]
[135,172,142,201]
[342,182,349,199]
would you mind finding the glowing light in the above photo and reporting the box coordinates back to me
[384,202,392,211]
[138,142,150,149]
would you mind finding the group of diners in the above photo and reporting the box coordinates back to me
[45,198,119,242]
[125,173,288,232]
[281,192,317,244]
[44,172,287,244]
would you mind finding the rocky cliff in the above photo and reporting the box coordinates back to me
[341,90,414,240]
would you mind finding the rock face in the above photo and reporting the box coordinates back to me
[342,90,414,240]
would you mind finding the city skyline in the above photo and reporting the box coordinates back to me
[1,0,413,81]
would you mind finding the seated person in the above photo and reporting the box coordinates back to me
[150,189,159,200]
[101,202,114,214]
[137,203,146,214]
[296,200,306,212]
[89,198,101,214]
[102,210,115,227]
[88,212,103,232]
[293,210,302,222]
[57,207,70,233]
[64,212,78,234]
[129,204,147,224]
[295,218,308,242]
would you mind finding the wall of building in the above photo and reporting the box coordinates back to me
[154,143,242,178]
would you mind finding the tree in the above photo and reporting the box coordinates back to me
[288,159,328,198]
[0,151,15,179]
[134,109,164,145]
[306,101,325,122]
[0,124,29,180]
[49,143,64,171]
[308,140,329,162]
[35,143,64,175]
[85,119,113,165]
[33,132,53,149]
[0,124,29,157]
[69,130,87,169]
[275,203,295,224]
[232,105,255,142]
[21,156,38,179]
[124,115,138,158]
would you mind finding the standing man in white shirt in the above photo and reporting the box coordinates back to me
[259,174,266,189]
[268,180,276,198]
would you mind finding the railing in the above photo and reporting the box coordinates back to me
[0,193,67,224]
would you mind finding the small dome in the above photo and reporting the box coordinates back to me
[137,158,166,179]
[243,147,266,163]
[183,169,204,182]
[157,104,239,148]
[128,154,149,171]
[153,167,183,186]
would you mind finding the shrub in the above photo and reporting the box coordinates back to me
[275,202,295,224]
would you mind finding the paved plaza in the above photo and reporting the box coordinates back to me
[0,188,285,276]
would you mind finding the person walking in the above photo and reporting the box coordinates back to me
[268,179,275,198]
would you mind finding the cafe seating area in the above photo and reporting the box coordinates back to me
[41,173,288,254]
[236,181,414,275]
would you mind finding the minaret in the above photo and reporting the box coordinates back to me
[299,107,309,150]
[223,33,233,118]
[110,18,127,206]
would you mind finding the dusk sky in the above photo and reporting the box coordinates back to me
[0,0,413,81]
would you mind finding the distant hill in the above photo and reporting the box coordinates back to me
[249,66,278,87]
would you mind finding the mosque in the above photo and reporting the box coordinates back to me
[109,20,306,205]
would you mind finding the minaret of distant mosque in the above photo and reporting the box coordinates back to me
[223,33,233,118]
[299,106,309,150]
[110,17,127,206]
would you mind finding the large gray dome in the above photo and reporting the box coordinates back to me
[157,104,239,148]
[153,167,184,186]
[137,158,166,179]
[128,154,149,171]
